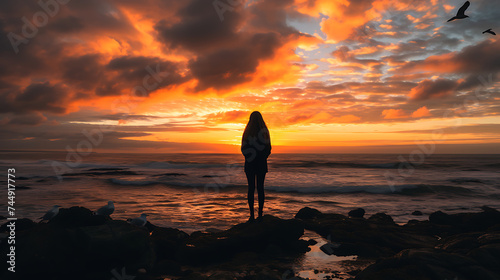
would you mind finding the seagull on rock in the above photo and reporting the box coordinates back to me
[128,214,148,227]
[40,205,60,221]
[95,200,115,217]
[483,28,496,35]
[447,1,470,22]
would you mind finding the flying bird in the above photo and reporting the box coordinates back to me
[483,29,496,35]
[40,205,60,221]
[127,213,148,227]
[95,200,115,216]
[447,1,470,22]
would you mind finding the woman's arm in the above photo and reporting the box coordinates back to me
[264,142,271,158]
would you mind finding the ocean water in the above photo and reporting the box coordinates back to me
[1,152,499,233]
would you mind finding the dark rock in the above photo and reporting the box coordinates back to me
[0,208,154,280]
[150,226,189,260]
[368,213,395,225]
[295,207,322,220]
[429,208,500,233]
[176,215,307,265]
[153,259,182,275]
[478,232,500,245]
[347,269,361,276]
[296,207,436,258]
[50,206,106,227]
[334,242,390,258]
[467,243,500,273]
[429,210,455,225]
[320,243,338,255]
[207,271,235,280]
[180,271,206,280]
[412,211,423,216]
[355,248,500,280]
[264,243,285,258]
[78,220,155,272]
[348,208,365,218]
[437,233,480,253]
[306,238,317,245]
[254,268,282,280]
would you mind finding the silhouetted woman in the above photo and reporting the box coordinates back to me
[241,111,271,222]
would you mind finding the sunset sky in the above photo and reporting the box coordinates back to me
[1,0,499,153]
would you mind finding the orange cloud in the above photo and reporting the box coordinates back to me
[412,106,432,118]
[204,110,249,124]
[443,4,454,12]
[381,109,408,119]
[291,99,324,110]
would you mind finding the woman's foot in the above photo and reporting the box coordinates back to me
[247,216,255,223]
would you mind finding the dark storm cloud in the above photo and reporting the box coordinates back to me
[409,79,458,101]
[3,112,48,126]
[247,0,298,35]
[0,0,153,117]
[457,73,499,91]
[398,39,500,101]
[451,40,500,74]
[155,0,307,91]
[48,16,85,33]
[62,54,104,91]
[155,0,243,53]
[401,39,500,75]
[188,32,281,90]
[0,82,80,114]
[107,56,185,88]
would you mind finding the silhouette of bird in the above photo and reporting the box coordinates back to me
[127,213,148,227]
[95,200,114,216]
[483,28,496,35]
[40,205,60,221]
[447,1,470,22]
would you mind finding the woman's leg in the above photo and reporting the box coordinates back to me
[256,172,266,218]
[246,172,256,220]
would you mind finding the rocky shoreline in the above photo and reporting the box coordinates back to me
[1,206,499,280]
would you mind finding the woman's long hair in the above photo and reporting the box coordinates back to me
[242,111,270,144]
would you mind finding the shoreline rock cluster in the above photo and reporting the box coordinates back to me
[295,206,500,280]
[0,206,309,280]
[1,206,499,280]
